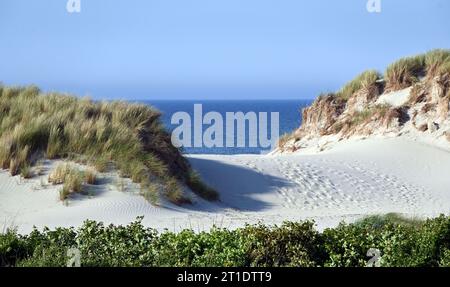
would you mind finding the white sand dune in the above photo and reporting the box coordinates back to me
[1,138,449,234]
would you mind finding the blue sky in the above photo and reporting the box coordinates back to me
[0,0,449,100]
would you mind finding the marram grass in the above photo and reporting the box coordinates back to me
[424,49,450,78]
[277,49,450,146]
[337,70,381,100]
[385,54,426,92]
[0,84,218,203]
[335,49,450,99]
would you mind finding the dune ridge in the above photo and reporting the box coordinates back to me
[276,49,450,154]
[0,85,217,204]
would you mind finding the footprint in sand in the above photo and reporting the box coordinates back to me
[271,157,436,213]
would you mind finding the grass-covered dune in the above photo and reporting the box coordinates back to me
[337,49,450,100]
[278,49,450,149]
[0,84,217,203]
[1,214,448,267]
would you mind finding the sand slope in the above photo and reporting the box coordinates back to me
[1,138,449,233]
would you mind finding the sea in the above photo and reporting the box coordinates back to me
[140,100,313,155]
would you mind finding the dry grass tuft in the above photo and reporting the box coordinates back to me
[445,131,450,143]
[48,164,84,200]
[20,165,33,179]
[350,104,392,127]
[425,49,450,78]
[63,171,83,194]
[84,168,97,185]
[384,50,450,91]
[277,133,294,149]
[140,181,160,206]
[164,177,191,205]
[185,171,218,201]
[48,163,73,185]
[337,70,381,100]
[385,54,425,92]
[93,156,109,173]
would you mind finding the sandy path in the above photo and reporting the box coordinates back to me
[1,138,449,233]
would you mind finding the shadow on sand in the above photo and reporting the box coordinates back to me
[187,157,293,212]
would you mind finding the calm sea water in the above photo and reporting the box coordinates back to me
[140,100,312,154]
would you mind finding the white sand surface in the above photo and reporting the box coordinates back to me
[376,87,412,107]
[1,138,449,234]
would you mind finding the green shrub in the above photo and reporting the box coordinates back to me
[0,229,29,267]
[152,228,246,267]
[439,249,450,267]
[16,244,69,267]
[1,215,448,267]
[322,214,419,267]
[380,215,450,267]
[354,213,422,228]
[75,218,157,267]
[322,220,388,267]
[241,221,326,267]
